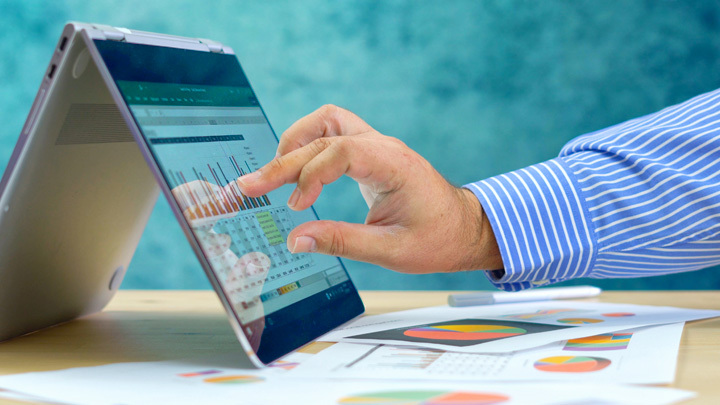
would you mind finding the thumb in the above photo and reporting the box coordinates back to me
[287,220,398,264]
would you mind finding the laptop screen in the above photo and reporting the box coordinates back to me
[94,39,363,364]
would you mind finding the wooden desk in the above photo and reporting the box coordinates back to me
[0,291,718,404]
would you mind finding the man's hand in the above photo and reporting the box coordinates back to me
[237,105,502,274]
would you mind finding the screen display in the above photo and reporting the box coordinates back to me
[94,39,362,363]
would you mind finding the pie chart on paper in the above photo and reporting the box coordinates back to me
[338,390,510,405]
[602,312,635,317]
[564,333,632,351]
[203,375,264,384]
[556,318,604,325]
[403,325,527,341]
[534,356,611,373]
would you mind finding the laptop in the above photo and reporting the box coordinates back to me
[0,22,364,367]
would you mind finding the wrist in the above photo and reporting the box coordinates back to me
[457,187,503,271]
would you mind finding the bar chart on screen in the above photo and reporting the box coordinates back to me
[153,133,315,274]
[133,105,353,312]
[166,148,272,226]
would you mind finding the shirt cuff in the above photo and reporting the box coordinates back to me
[465,158,597,291]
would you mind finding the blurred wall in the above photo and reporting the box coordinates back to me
[2,0,720,290]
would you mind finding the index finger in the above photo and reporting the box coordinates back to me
[276,104,374,157]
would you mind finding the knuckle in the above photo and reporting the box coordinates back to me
[309,137,332,154]
[388,136,407,148]
[266,156,287,174]
[378,133,406,148]
[318,104,341,119]
[295,166,316,194]
[318,104,344,134]
[326,226,348,257]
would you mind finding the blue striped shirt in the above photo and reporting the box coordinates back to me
[465,88,720,291]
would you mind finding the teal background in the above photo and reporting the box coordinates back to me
[2,0,720,290]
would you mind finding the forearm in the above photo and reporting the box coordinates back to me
[467,87,720,290]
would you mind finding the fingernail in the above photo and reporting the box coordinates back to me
[274,151,281,159]
[237,171,261,187]
[288,188,301,208]
[290,236,317,253]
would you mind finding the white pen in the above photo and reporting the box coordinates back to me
[448,285,602,307]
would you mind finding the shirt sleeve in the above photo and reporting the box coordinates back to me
[465,88,720,291]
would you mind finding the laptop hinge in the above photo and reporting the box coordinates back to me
[103,30,126,41]
[199,39,224,53]
[92,24,127,41]
[90,24,228,53]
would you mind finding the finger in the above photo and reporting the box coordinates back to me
[237,137,336,197]
[287,220,401,265]
[276,104,373,157]
[291,138,375,210]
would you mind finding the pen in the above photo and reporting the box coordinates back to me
[448,285,602,307]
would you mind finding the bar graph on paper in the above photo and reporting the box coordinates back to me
[337,346,512,378]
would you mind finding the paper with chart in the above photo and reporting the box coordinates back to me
[0,357,694,405]
[293,323,683,384]
[0,351,309,405]
[320,300,720,353]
